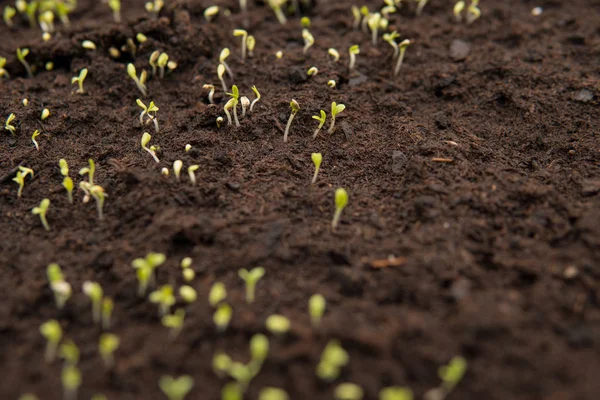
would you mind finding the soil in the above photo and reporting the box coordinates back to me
[1,0,599,399]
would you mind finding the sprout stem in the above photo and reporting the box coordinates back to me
[284,113,295,143]
[394,48,407,77]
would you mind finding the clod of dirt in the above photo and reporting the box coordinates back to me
[450,39,471,61]
[288,67,308,84]
[433,111,451,130]
[573,89,594,103]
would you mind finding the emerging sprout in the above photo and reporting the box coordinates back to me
[212,351,232,378]
[332,188,348,231]
[32,198,51,231]
[45,62,54,71]
[416,0,429,16]
[40,319,62,363]
[311,153,323,185]
[13,166,34,198]
[219,48,234,79]
[181,257,192,268]
[265,314,290,336]
[335,383,364,400]
[217,64,227,92]
[382,4,396,19]
[5,113,16,135]
[149,51,160,77]
[82,281,103,324]
[367,13,384,45]
[351,6,361,29]
[22,98,29,106]
[328,102,346,134]
[439,356,467,394]
[453,1,465,22]
[173,160,183,181]
[238,266,265,303]
[63,177,74,203]
[229,362,254,390]
[216,116,224,128]
[82,40,97,50]
[99,333,120,368]
[89,184,108,220]
[162,308,186,338]
[247,35,256,57]
[308,293,326,326]
[302,29,314,55]
[185,144,192,152]
[250,85,261,113]
[226,85,241,127]
[240,96,250,117]
[213,303,233,332]
[61,365,81,400]
[383,31,400,58]
[379,387,414,400]
[183,268,195,282]
[276,50,283,59]
[328,80,336,88]
[284,99,300,142]
[137,99,159,132]
[250,333,270,365]
[268,0,287,24]
[312,111,326,139]
[179,286,197,303]
[79,158,96,185]
[222,382,243,400]
[259,388,289,400]
[203,84,216,104]
[71,68,88,94]
[0,56,10,79]
[394,39,411,77]
[127,63,148,96]
[131,252,166,296]
[159,375,194,400]
[360,6,370,33]
[102,297,114,330]
[108,0,121,23]
[209,282,227,307]
[145,0,165,16]
[31,130,41,150]
[51,281,72,309]
[157,52,169,79]
[16,48,33,78]
[24,1,37,28]
[161,167,170,176]
[328,48,340,62]
[137,33,148,43]
[59,340,80,366]
[3,6,16,28]
[204,5,219,22]
[466,0,481,24]
[149,284,176,316]
[233,29,248,61]
[316,340,349,381]
[141,132,160,163]
[41,108,50,120]
[224,98,236,127]
[307,66,318,76]
[348,45,360,71]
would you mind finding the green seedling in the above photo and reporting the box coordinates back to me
[383,31,400,58]
[466,0,481,24]
[238,267,265,303]
[127,63,147,96]
[240,96,250,117]
[312,110,326,138]
[55,1,73,26]
[41,108,50,120]
[335,383,364,400]
[82,40,97,50]
[217,64,227,92]
[188,165,200,185]
[247,35,255,57]
[63,177,74,204]
[32,198,51,231]
[439,356,467,394]
[250,333,269,364]
[45,61,54,71]
[47,263,64,284]
[453,1,465,22]
[18,394,39,400]
[311,153,322,184]
[222,382,243,400]
[203,84,216,104]
[89,184,108,220]
[149,51,160,77]
[179,285,197,303]
[59,340,80,366]
[265,314,290,336]
[40,319,62,363]
[209,282,227,307]
[233,29,248,61]
[38,10,55,33]
[60,159,69,176]
[351,5,362,29]
[268,0,287,24]
[0,57,8,79]
[216,116,224,128]
[308,293,326,326]
[331,188,348,231]
[276,50,283,59]
[328,80,336,88]
[240,0,248,13]
[316,339,349,381]
[183,268,195,282]
[149,284,176,316]
[213,303,233,332]
[284,99,299,142]
[159,375,194,400]
[227,85,241,127]
[250,85,260,113]
[70,68,88,94]
[13,166,34,198]
[302,29,314,54]
[173,160,183,180]
[24,1,38,28]
[157,52,169,78]
[224,98,236,127]
[301,16,311,28]
[382,4,396,19]
[229,362,254,390]
[348,45,360,71]
[367,13,386,45]
[307,66,318,76]
[162,308,186,338]
[185,144,192,152]
[51,280,72,309]
[212,351,232,378]
[394,39,411,77]
[3,6,16,27]
[259,387,289,400]
[79,158,96,185]
[22,98,29,106]
[328,102,345,134]
[17,47,33,78]
[102,297,113,330]
[204,5,219,22]
[61,365,81,400]
[328,48,340,62]
[162,167,170,176]
[99,333,119,368]
[31,130,41,150]
[141,132,160,163]
[137,33,148,43]
[132,252,166,296]
[379,386,414,400]
[109,0,121,23]
[219,48,234,78]
[5,113,16,135]
[145,0,165,16]
[360,6,370,33]
[82,281,103,324]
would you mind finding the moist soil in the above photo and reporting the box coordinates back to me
[1,0,599,399]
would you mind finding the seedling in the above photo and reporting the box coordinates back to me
[188,165,200,185]
[224,98,236,127]
[276,51,283,59]
[162,308,186,338]
[348,45,360,71]
[213,303,232,332]
[79,158,96,185]
[13,166,34,198]
[141,132,160,163]
[259,388,289,400]
[31,129,41,150]
[137,33,148,43]
[82,40,96,50]
[308,293,326,326]
[229,362,254,389]
[89,184,107,220]
[204,5,219,22]
[108,0,121,23]
[183,268,195,282]
[219,48,234,78]
[328,80,336,88]
[145,0,165,16]
[41,108,50,120]
[71,68,87,93]
[149,284,176,316]
[383,31,400,58]
[159,375,194,400]
[328,48,340,62]
[47,263,64,284]
[265,314,290,336]
[284,99,299,142]
[250,333,269,365]
[212,351,232,378]
[0,57,9,78]
[335,383,364,400]
[240,96,250,117]
[331,188,348,231]
[238,266,265,303]
[99,333,119,368]
[360,6,370,33]
[217,64,227,92]
[216,116,224,128]
[394,40,411,77]
[5,113,16,135]
[382,4,396,19]
[233,29,248,61]
[51,281,72,309]
[102,297,113,330]
[311,153,323,184]
[59,340,80,366]
[173,160,183,180]
[226,85,241,127]
[185,145,192,152]
[209,282,227,307]
[127,63,147,96]
[379,387,414,400]
[61,365,81,400]
[312,111,326,139]
[24,1,37,28]
[45,62,54,71]
[63,177,74,203]
[466,0,481,24]
[32,198,51,231]
[328,102,346,134]
[368,13,386,45]
[82,281,103,324]
[137,99,159,132]
[250,85,261,112]
[22,98,29,106]
[307,67,318,76]
[247,36,255,57]
[149,51,160,77]
[179,285,197,303]
[316,340,349,381]
[3,6,16,28]
[157,52,169,78]
[268,0,287,24]
[302,29,314,54]
[439,356,467,394]
[162,167,170,176]
[453,1,465,22]
[131,252,166,295]
[40,319,62,363]
[17,48,33,78]
[203,84,216,104]
[351,6,361,29]
[416,0,429,15]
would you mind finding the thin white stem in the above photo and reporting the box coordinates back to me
[283,113,296,142]
[222,61,234,79]
[331,209,342,231]
[144,147,160,163]
[328,117,336,134]
[232,102,240,127]
[224,107,232,126]
[313,127,321,139]
[394,49,406,77]
[311,166,320,184]
[349,54,356,71]
[372,28,378,46]
[219,76,227,93]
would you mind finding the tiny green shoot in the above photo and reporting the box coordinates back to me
[70,68,88,94]
[127,63,147,96]
[203,84,216,104]
[59,340,80,366]
[0,56,9,78]
[360,6,370,33]
[159,375,194,400]
[379,387,414,400]
[40,319,62,363]
[348,45,360,71]
[157,52,169,79]
[240,96,250,117]
[284,99,299,142]
[209,282,227,307]
[233,29,248,61]
[382,4,396,19]
[332,188,348,231]
[238,266,265,303]
[216,116,224,128]
[22,98,29,106]
[47,263,64,284]
[188,165,199,185]
[394,40,411,77]
[265,314,290,336]
[132,252,166,296]
[268,0,287,24]
[61,365,81,400]
[108,0,121,23]
[453,1,465,22]
[259,388,289,400]
[82,281,103,324]
[32,198,51,231]
[89,184,108,220]
[312,110,326,138]
[247,36,255,57]
[213,303,233,332]
[416,0,428,16]
[16,47,33,78]
[3,6,16,28]
[212,351,232,378]
[32,129,41,150]
[224,98,236,127]
[204,5,219,22]
[351,6,361,29]
[136,99,159,131]
[311,153,322,184]
[82,40,96,50]
[173,160,183,180]
[328,102,345,134]
[367,13,382,45]
[316,340,349,381]
[179,285,197,303]
[149,284,176,316]
[79,158,96,185]
[307,66,318,76]
[250,333,269,366]
[51,281,72,309]
[438,356,467,394]
[222,382,243,400]
[137,33,148,43]
[227,85,241,127]
[41,108,50,120]
[24,1,37,28]
[276,50,283,59]
[334,383,364,400]
[99,333,119,368]
[5,113,16,135]
[63,177,74,204]
[102,297,114,330]
[141,132,160,163]
[183,268,195,282]
[250,85,261,113]
[149,50,160,77]
[219,48,234,78]
[308,293,326,327]
[229,362,253,390]
[162,308,186,338]
[301,16,311,28]
[217,64,227,92]
[466,0,481,24]
[328,48,340,62]
[13,166,34,198]
[383,31,400,58]
[302,29,314,55]
[328,80,336,88]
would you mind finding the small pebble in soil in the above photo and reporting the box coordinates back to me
[573,89,594,103]
[563,266,579,280]
[450,39,471,61]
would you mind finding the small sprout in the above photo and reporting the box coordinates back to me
[60,158,69,175]
[40,319,62,363]
[351,6,361,29]
[240,96,250,117]
[145,0,165,16]
[79,158,96,185]
[16,47,33,78]
[275,50,283,59]
[109,47,121,58]
[259,388,289,400]
[32,198,51,231]
[247,35,255,57]
[238,266,265,303]
[265,314,290,336]
[466,0,481,24]
[416,0,429,16]
[217,64,227,92]
[308,293,326,326]
[108,0,121,23]
[89,184,108,220]
[124,38,137,56]
[41,108,50,120]
[61,365,81,400]
[188,165,199,185]
[204,5,219,22]
[316,340,349,381]
[3,6,16,28]
[162,308,186,338]
[229,362,253,389]
[162,167,170,176]
[203,84,216,104]
[216,116,224,128]
[379,387,414,400]
[332,188,348,231]
[209,282,227,307]
[82,281,103,324]
[42,32,51,41]
[360,6,370,33]
[13,166,34,198]
[137,99,159,132]
[328,48,340,62]
[224,98,236,127]
[394,39,411,77]
[302,29,314,55]
[250,85,261,113]
[268,0,287,24]
[149,284,176,316]
[453,1,465,22]
[382,4,396,19]
[212,351,232,378]
[51,281,72,309]
[307,66,318,76]
[99,333,120,368]
[157,52,169,79]
[63,177,74,203]
[531,6,543,16]
[181,257,192,268]
[219,48,234,79]
[439,356,467,394]
[183,268,195,282]
[47,263,64,283]
[45,62,54,71]
[312,111,326,139]
[132,252,166,296]
[328,80,336,88]
[149,50,160,77]
[222,382,243,400]
[185,144,192,152]
[301,16,311,28]
[368,13,383,45]
[233,29,248,61]
[102,297,114,330]
[310,153,323,185]
[24,1,37,28]
[59,340,80,366]
[5,113,16,135]
[383,31,400,58]
[250,333,269,365]
[82,40,96,50]
[22,98,29,106]
[348,45,360,71]
[328,102,346,134]
[334,383,364,400]
[141,132,160,163]
[179,285,197,303]
[137,32,148,43]
[71,68,88,94]
[173,160,183,181]
[284,99,300,142]
[213,303,233,332]
[127,63,147,96]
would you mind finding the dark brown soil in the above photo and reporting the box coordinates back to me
[1,0,599,399]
